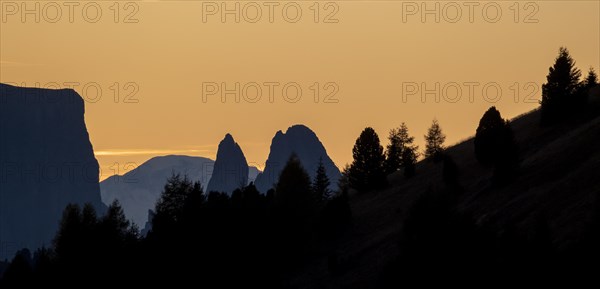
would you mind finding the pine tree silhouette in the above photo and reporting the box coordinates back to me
[424,119,446,161]
[475,107,508,166]
[541,47,582,124]
[384,128,402,174]
[2,249,32,284]
[313,157,332,201]
[349,127,387,192]
[584,67,598,90]
[275,154,315,217]
[385,123,419,177]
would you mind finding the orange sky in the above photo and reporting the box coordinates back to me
[1,0,598,180]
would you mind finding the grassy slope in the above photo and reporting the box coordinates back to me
[289,107,600,288]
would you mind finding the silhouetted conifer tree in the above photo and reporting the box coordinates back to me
[31,247,53,282]
[402,143,418,178]
[337,164,351,193]
[584,67,598,90]
[2,249,32,283]
[349,127,387,192]
[231,188,243,209]
[101,200,135,243]
[424,119,446,161]
[152,174,200,235]
[275,154,316,220]
[273,154,317,263]
[475,107,507,166]
[541,47,582,124]
[385,129,402,174]
[313,157,332,201]
[53,204,82,264]
[385,123,419,177]
[578,67,599,105]
[241,182,261,209]
[474,107,519,184]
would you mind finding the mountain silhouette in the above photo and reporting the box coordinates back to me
[100,155,214,227]
[254,125,340,193]
[0,83,105,260]
[206,134,249,194]
[100,155,261,226]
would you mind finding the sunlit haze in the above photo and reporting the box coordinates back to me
[1,1,598,180]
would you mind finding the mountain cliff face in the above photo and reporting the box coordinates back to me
[254,125,340,193]
[206,134,249,194]
[0,83,105,259]
[100,155,214,227]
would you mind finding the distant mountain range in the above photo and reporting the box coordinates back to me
[100,155,212,227]
[100,125,342,226]
[100,155,262,226]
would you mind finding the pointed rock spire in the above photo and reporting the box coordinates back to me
[206,134,249,194]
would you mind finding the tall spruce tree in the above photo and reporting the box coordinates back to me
[402,145,418,178]
[474,107,519,183]
[579,67,599,106]
[474,107,507,166]
[274,154,317,250]
[385,123,419,175]
[424,119,446,161]
[584,67,598,90]
[349,127,387,193]
[385,128,402,174]
[541,47,582,124]
[399,123,419,177]
[313,157,332,201]
[275,154,315,215]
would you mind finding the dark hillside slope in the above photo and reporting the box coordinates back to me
[289,108,600,288]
